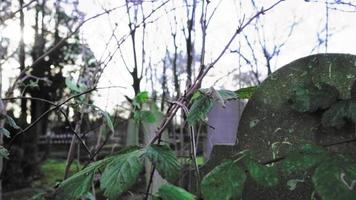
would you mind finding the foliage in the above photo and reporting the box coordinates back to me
[282,144,328,174]
[321,100,356,129]
[0,146,9,159]
[198,143,356,200]
[132,91,156,123]
[88,104,115,134]
[235,86,257,99]
[188,86,255,125]
[55,144,184,199]
[187,93,214,125]
[100,149,144,200]
[65,78,85,94]
[144,144,181,182]
[134,110,156,123]
[133,91,149,109]
[312,155,356,200]
[244,158,279,187]
[289,83,339,112]
[53,86,356,200]
[56,157,110,200]
[155,184,196,200]
[201,160,246,200]
[0,127,10,138]
[4,114,20,129]
[102,111,115,133]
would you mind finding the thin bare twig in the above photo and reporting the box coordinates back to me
[0,0,36,23]
[6,5,125,98]
[148,0,285,145]
[6,87,97,149]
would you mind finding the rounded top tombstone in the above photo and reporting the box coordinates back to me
[237,53,356,199]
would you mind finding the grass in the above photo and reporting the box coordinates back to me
[38,159,81,187]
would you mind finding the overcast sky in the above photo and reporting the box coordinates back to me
[3,0,356,113]
[74,0,356,111]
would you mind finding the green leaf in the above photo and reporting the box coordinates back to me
[312,156,356,200]
[282,144,328,175]
[89,104,115,134]
[56,157,111,200]
[190,91,202,103]
[100,149,144,200]
[65,78,82,93]
[322,100,356,129]
[199,88,236,106]
[5,115,20,129]
[102,111,114,133]
[141,111,156,123]
[28,80,39,88]
[217,90,238,100]
[201,160,246,200]
[133,91,149,108]
[235,86,257,99]
[83,192,96,200]
[187,94,214,125]
[158,184,195,200]
[289,83,339,112]
[244,158,279,187]
[0,146,9,159]
[144,144,181,182]
[29,193,46,200]
[0,127,10,138]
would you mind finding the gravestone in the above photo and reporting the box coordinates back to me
[204,100,245,160]
[201,53,356,199]
[237,53,356,200]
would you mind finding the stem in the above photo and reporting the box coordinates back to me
[6,88,96,149]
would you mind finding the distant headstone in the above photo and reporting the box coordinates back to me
[204,100,244,160]
[126,119,139,146]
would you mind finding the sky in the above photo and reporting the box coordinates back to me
[3,0,356,113]
[75,0,356,111]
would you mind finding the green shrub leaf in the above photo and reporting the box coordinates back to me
[244,158,279,187]
[322,100,356,129]
[100,149,144,200]
[0,127,10,138]
[289,83,339,112]
[187,94,214,125]
[282,144,328,174]
[0,146,9,159]
[65,78,82,93]
[217,90,238,100]
[144,144,181,182]
[312,156,356,200]
[5,115,20,129]
[56,158,111,200]
[235,86,257,99]
[133,91,149,108]
[102,111,115,133]
[158,184,195,200]
[201,160,246,200]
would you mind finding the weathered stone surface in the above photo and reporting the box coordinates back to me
[236,53,356,200]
